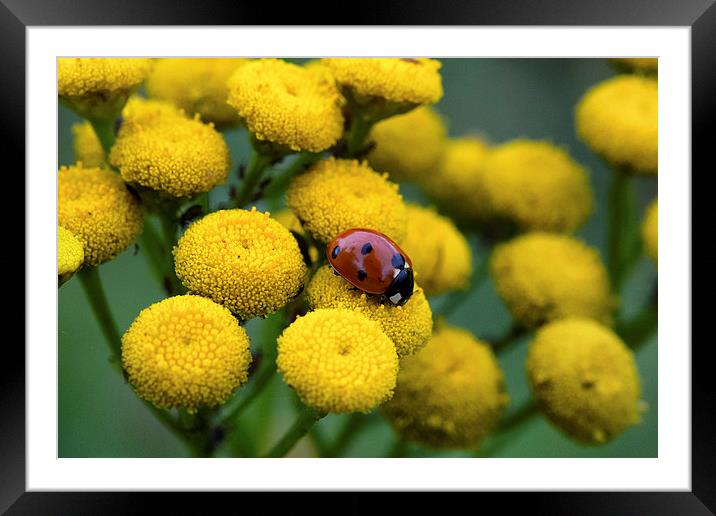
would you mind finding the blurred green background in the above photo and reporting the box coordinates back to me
[58,58,657,458]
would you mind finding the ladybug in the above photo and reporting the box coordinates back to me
[327,228,414,306]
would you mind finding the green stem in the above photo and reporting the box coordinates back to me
[264,152,319,200]
[607,168,633,295]
[617,303,658,350]
[388,438,409,458]
[437,254,489,318]
[220,347,277,427]
[77,267,122,361]
[157,207,184,296]
[235,150,273,208]
[138,217,167,292]
[496,400,538,434]
[326,413,367,457]
[493,324,528,355]
[262,406,325,458]
[88,116,116,156]
[345,115,374,158]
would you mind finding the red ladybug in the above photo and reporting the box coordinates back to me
[326,228,414,306]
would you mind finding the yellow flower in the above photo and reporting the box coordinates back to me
[526,317,641,444]
[277,308,398,413]
[72,122,105,167]
[122,295,252,413]
[306,265,433,357]
[58,226,84,278]
[173,208,307,320]
[576,75,658,174]
[58,164,143,265]
[610,58,658,74]
[477,139,593,232]
[146,58,250,127]
[323,58,443,108]
[109,102,230,198]
[400,204,472,296]
[121,96,185,124]
[226,59,344,152]
[367,106,447,182]
[421,137,491,223]
[58,58,153,119]
[642,199,658,263]
[286,158,408,244]
[382,324,509,449]
[490,233,614,327]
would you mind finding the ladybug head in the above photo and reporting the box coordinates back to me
[384,267,414,306]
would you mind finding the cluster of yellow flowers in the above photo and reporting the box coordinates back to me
[58,56,657,455]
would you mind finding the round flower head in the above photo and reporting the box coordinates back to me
[58,58,153,120]
[642,199,658,263]
[610,58,658,74]
[576,75,658,174]
[400,204,473,296]
[122,295,252,413]
[146,58,249,127]
[477,139,593,233]
[173,208,307,320]
[323,58,443,112]
[286,158,408,244]
[382,324,509,449]
[109,102,230,198]
[277,308,398,413]
[367,106,447,182]
[306,265,433,357]
[58,164,143,265]
[422,137,491,223]
[72,121,105,167]
[58,226,84,280]
[490,233,614,327]
[526,318,641,444]
[226,59,344,152]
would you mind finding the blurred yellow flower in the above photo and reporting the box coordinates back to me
[58,226,84,278]
[174,208,307,320]
[122,295,252,413]
[526,317,641,444]
[323,58,443,108]
[382,324,509,449]
[400,204,472,296]
[367,106,447,182]
[146,58,250,127]
[576,75,658,174]
[72,121,105,167]
[306,265,433,357]
[58,164,143,265]
[642,199,658,263]
[277,308,398,413]
[109,103,230,198]
[286,158,408,244]
[477,139,593,232]
[226,58,344,152]
[490,232,614,327]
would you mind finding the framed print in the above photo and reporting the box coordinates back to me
[6,0,712,510]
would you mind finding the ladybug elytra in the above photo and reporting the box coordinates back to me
[326,228,414,306]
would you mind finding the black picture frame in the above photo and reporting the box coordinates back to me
[7,0,711,511]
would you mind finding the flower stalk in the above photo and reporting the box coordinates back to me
[262,405,325,458]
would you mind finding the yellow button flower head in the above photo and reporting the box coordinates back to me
[277,308,398,413]
[146,58,250,127]
[174,208,307,320]
[526,317,641,444]
[122,295,252,413]
[109,100,230,198]
[226,59,344,152]
[382,324,509,449]
[576,75,658,174]
[367,106,447,182]
[58,226,84,279]
[477,139,593,233]
[400,204,473,296]
[72,121,105,167]
[642,199,658,263]
[58,58,153,119]
[490,233,614,327]
[610,58,658,74]
[58,164,143,265]
[323,58,443,110]
[286,158,408,244]
[422,137,491,223]
[306,265,433,357]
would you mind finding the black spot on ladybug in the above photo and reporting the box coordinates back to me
[332,246,341,259]
[357,270,367,281]
[391,253,405,269]
[361,243,373,255]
